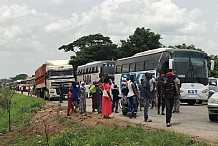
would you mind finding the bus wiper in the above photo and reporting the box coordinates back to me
[185,56,200,83]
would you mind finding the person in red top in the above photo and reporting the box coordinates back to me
[99,77,112,118]
[67,88,74,116]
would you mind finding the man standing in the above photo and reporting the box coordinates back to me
[59,83,64,103]
[142,72,152,122]
[164,72,176,127]
[173,75,181,113]
[127,75,139,118]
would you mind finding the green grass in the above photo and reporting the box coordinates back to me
[15,117,210,146]
[0,92,44,133]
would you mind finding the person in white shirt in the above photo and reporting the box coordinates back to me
[84,83,90,98]
[127,75,140,119]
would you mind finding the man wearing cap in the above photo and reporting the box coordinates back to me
[164,72,176,127]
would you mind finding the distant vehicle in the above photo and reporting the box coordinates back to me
[115,48,209,105]
[208,92,218,121]
[209,77,218,98]
[77,60,116,84]
[34,60,75,100]
[24,76,35,91]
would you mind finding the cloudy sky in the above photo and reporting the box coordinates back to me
[0,0,218,79]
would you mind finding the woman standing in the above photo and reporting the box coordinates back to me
[71,82,80,112]
[99,77,112,118]
[79,82,86,114]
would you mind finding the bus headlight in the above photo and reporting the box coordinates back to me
[202,89,209,93]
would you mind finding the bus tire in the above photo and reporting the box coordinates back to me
[209,115,217,121]
[196,100,202,104]
[187,100,196,105]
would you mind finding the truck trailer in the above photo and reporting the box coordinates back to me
[34,60,75,100]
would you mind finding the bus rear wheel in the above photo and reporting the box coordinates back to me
[187,100,196,105]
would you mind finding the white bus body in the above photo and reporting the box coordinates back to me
[77,60,116,84]
[115,48,209,105]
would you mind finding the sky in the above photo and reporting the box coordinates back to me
[0,0,218,79]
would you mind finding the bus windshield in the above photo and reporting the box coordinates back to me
[172,51,208,85]
[103,65,115,76]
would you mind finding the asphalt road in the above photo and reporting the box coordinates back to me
[51,98,218,143]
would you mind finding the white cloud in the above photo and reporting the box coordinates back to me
[48,0,65,5]
[0,0,217,78]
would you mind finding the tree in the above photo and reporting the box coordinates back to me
[118,27,162,58]
[0,88,14,132]
[59,33,119,78]
[10,74,28,82]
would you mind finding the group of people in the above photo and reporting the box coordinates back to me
[65,71,181,127]
[66,77,120,119]
[122,72,181,127]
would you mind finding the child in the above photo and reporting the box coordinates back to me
[67,89,74,116]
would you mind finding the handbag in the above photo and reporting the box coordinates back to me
[103,84,110,98]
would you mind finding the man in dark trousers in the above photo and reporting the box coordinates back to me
[59,83,64,103]
[142,72,152,122]
[164,72,177,127]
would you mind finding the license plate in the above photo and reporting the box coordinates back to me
[188,90,197,94]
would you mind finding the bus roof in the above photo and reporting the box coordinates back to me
[77,60,115,70]
[117,48,204,61]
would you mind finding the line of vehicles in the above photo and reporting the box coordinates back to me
[8,47,218,121]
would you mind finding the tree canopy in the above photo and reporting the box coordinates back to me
[10,74,28,82]
[59,33,119,67]
[118,27,162,58]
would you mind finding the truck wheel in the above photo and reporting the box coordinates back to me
[187,100,196,105]
[209,115,218,121]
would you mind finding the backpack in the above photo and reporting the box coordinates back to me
[121,85,129,96]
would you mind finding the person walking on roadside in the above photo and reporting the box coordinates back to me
[138,78,144,111]
[112,84,120,113]
[96,81,103,114]
[89,82,98,112]
[78,82,86,114]
[67,88,74,116]
[173,75,181,113]
[99,77,112,119]
[149,75,156,109]
[156,75,165,115]
[127,75,139,119]
[59,83,64,103]
[164,72,177,127]
[142,72,152,122]
[71,82,80,112]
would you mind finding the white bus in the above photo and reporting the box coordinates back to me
[77,60,116,84]
[114,48,209,105]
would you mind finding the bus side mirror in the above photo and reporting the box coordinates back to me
[169,59,173,70]
[211,60,215,71]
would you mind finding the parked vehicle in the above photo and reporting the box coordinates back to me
[208,92,218,121]
[115,48,210,105]
[34,60,75,100]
